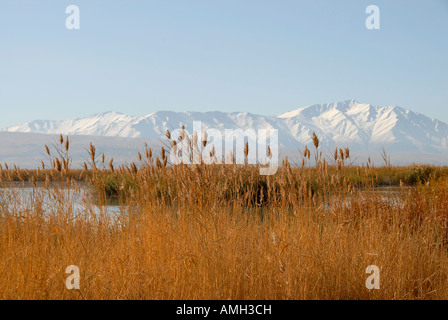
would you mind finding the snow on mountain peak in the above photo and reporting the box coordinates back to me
[2,100,448,155]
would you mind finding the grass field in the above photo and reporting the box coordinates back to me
[1,134,448,299]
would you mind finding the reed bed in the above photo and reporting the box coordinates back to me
[1,134,448,300]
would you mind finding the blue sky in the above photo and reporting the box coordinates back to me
[1,0,447,128]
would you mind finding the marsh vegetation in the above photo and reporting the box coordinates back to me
[1,134,448,299]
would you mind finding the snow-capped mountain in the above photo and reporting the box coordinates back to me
[3,99,448,154]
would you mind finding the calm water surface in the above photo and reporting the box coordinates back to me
[0,182,123,217]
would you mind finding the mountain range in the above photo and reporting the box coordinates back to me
[3,99,448,155]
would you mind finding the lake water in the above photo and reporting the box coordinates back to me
[0,182,124,217]
[0,182,409,219]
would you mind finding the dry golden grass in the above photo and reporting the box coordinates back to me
[1,134,448,299]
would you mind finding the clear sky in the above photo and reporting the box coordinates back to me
[1,0,447,129]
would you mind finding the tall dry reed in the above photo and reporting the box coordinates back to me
[1,134,448,299]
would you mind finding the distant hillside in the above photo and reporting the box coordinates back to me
[3,100,448,155]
